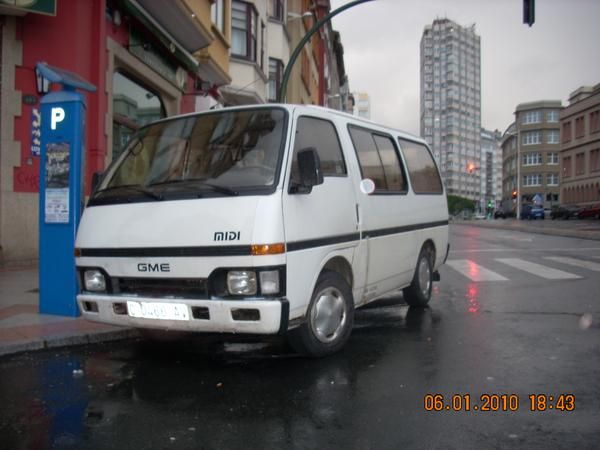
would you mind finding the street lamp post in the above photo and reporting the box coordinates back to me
[516,130,521,220]
[277,0,376,103]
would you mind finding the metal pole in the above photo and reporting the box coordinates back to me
[277,0,376,103]
[516,127,521,220]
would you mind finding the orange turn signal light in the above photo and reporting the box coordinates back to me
[74,248,82,257]
[251,243,285,256]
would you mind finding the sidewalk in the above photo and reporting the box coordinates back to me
[0,267,137,357]
[453,217,600,241]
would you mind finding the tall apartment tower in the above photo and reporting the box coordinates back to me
[420,19,481,200]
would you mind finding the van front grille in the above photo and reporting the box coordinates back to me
[114,277,208,299]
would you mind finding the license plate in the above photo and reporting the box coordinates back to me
[126,301,189,321]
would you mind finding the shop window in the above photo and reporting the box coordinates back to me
[112,72,164,161]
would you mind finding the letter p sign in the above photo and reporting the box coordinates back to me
[51,107,65,130]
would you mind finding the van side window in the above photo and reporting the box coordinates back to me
[291,116,347,185]
[348,126,407,193]
[398,138,443,194]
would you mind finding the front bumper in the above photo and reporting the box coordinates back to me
[78,294,289,335]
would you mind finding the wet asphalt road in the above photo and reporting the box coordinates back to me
[1,224,600,449]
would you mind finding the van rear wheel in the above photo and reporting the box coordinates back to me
[288,271,354,357]
[403,247,433,307]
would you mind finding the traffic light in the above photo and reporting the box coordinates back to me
[487,200,493,209]
[512,190,518,199]
[523,0,535,27]
[467,163,475,174]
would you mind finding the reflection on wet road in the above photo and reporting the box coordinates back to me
[1,225,600,448]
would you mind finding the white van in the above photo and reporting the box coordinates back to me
[75,105,449,356]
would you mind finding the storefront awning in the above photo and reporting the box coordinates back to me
[124,0,214,74]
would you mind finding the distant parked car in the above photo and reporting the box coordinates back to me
[579,203,600,219]
[550,205,582,220]
[521,204,545,220]
[473,212,487,220]
[493,210,506,219]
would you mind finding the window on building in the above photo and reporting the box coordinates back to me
[291,117,347,185]
[112,71,165,162]
[522,131,541,145]
[546,110,559,123]
[547,173,559,186]
[269,0,284,20]
[232,1,257,61]
[563,156,572,178]
[575,116,585,138]
[523,174,542,186]
[268,58,283,102]
[591,149,600,172]
[211,0,225,34]
[590,110,600,134]
[575,152,585,175]
[348,126,408,193]
[522,111,541,124]
[546,130,559,144]
[522,152,542,166]
[547,152,559,165]
[562,122,572,143]
[399,138,443,194]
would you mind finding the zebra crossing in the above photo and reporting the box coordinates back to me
[445,254,600,282]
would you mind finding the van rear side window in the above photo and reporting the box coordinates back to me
[348,126,407,193]
[398,138,443,194]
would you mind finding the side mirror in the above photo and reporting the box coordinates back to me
[91,171,104,193]
[294,147,324,194]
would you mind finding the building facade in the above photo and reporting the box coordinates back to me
[501,101,562,213]
[0,0,350,266]
[0,0,231,265]
[420,18,481,201]
[480,128,502,211]
[559,83,600,206]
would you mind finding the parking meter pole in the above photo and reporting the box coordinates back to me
[37,63,96,316]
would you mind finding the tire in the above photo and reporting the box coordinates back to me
[403,246,434,307]
[288,271,354,357]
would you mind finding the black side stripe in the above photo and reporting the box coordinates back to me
[287,220,448,252]
[362,220,449,239]
[79,246,252,258]
[287,233,361,252]
[79,221,449,257]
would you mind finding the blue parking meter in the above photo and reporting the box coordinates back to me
[37,62,96,316]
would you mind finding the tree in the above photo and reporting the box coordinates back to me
[447,195,476,215]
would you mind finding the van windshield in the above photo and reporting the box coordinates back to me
[91,108,287,205]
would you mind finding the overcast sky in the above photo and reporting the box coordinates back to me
[329,0,600,136]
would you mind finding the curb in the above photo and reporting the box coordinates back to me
[0,328,140,358]
[452,220,600,241]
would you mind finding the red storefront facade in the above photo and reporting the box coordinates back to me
[1,0,226,265]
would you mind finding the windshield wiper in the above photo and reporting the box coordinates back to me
[148,179,238,196]
[96,184,163,200]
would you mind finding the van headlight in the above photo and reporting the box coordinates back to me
[227,270,257,295]
[84,269,106,292]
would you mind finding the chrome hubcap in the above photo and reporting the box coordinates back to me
[311,287,347,343]
[418,256,431,297]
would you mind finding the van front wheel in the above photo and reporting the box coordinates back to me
[403,248,433,307]
[288,271,354,357]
